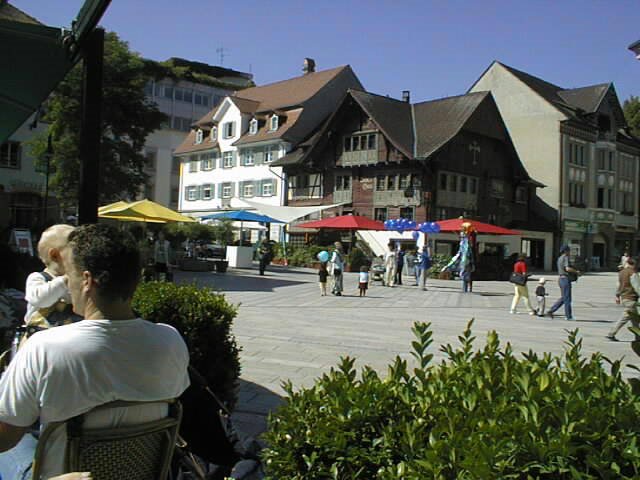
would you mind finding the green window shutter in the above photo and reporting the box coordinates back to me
[239,181,245,198]
[232,152,238,167]
[197,185,203,200]
[253,180,260,196]
[255,149,264,165]
[272,179,278,196]
[184,186,190,201]
[218,183,223,198]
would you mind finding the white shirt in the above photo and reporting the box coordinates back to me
[0,318,190,478]
[24,271,71,324]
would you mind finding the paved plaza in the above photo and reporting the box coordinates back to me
[175,266,639,438]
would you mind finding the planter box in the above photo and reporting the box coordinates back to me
[179,258,215,272]
[438,271,452,280]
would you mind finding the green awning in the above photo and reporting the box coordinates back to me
[0,19,73,143]
[0,0,111,143]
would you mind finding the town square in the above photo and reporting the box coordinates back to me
[1,0,639,478]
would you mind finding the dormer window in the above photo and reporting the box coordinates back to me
[195,129,203,144]
[269,115,279,131]
[210,126,217,142]
[249,118,258,135]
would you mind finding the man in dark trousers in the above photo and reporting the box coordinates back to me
[395,248,405,285]
[606,257,639,341]
[258,240,273,276]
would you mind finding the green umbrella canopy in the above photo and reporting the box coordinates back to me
[0,0,111,143]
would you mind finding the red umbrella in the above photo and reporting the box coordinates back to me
[298,215,385,230]
[436,218,520,235]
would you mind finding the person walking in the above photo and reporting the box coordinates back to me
[606,257,639,341]
[383,243,397,287]
[395,248,405,285]
[546,245,579,320]
[318,262,329,296]
[153,231,171,281]
[535,278,547,316]
[417,247,432,291]
[330,242,345,296]
[509,254,536,315]
[258,240,273,276]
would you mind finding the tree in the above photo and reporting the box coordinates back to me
[32,32,166,209]
[623,95,640,137]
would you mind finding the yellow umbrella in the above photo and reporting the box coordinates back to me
[98,201,130,215]
[98,199,196,223]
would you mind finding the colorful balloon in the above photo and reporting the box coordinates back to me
[317,250,330,263]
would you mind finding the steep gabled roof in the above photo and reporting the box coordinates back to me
[349,90,414,158]
[413,91,489,158]
[233,65,353,112]
[557,83,611,114]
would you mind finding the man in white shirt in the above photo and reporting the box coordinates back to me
[0,224,190,479]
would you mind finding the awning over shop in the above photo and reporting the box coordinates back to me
[237,199,344,224]
[0,0,111,143]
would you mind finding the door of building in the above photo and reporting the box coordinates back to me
[593,243,605,270]
[521,238,545,270]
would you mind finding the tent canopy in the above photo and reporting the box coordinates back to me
[202,210,283,223]
[298,215,385,231]
[236,199,344,224]
[436,218,520,235]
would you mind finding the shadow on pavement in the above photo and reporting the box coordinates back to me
[175,270,307,292]
[233,378,285,438]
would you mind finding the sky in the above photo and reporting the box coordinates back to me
[12,0,640,104]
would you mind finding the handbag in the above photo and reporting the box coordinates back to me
[567,271,578,282]
[509,272,527,286]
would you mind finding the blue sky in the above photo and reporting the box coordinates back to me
[13,0,640,104]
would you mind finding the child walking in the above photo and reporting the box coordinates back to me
[535,278,547,316]
[318,262,328,296]
[359,265,370,297]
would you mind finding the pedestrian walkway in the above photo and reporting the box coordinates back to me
[175,266,637,438]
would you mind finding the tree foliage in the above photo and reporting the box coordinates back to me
[623,95,640,137]
[32,32,166,208]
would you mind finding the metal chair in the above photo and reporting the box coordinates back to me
[32,399,182,480]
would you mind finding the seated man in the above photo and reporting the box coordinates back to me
[0,224,190,479]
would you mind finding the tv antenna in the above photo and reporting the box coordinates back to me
[216,46,228,65]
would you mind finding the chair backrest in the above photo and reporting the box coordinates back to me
[32,399,182,480]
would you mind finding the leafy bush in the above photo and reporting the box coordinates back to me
[263,321,640,479]
[347,247,369,271]
[287,245,329,267]
[427,253,452,278]
[132,281,241,408]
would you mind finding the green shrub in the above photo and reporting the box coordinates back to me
[287,245,329,267]
[263,321,640,479]
[132,281,241,408]
[347,247,369,271]
[428,253,451,278]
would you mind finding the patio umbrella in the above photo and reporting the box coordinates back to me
[201,210,283,223]
[297,215,385,230]
[98,199,195,223]
[436,218,520,235]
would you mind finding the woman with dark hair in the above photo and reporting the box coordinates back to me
[510,254,536,315]
[607,256,640,341]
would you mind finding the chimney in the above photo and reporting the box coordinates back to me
[402,90,410,103]
[303,58,316,75]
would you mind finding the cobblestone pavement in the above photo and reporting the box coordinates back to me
[175,266,638,438]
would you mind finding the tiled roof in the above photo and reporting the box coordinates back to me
[228,96,260,114]
[233,65,353,112]
[174,130,219,155]
[349,90,414,158]
[413,91,489,158]
[557,83,611,114]
[0,2,40,24]
[234,109,302,146]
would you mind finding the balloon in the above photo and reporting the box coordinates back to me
[430,222,441,233]
[407,220,416,230]
[317,251,329,263]
[412,231,420,240]
[420,223,430,233]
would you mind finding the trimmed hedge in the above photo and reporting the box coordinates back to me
[132,281,241,408]
[263,321,640,479]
